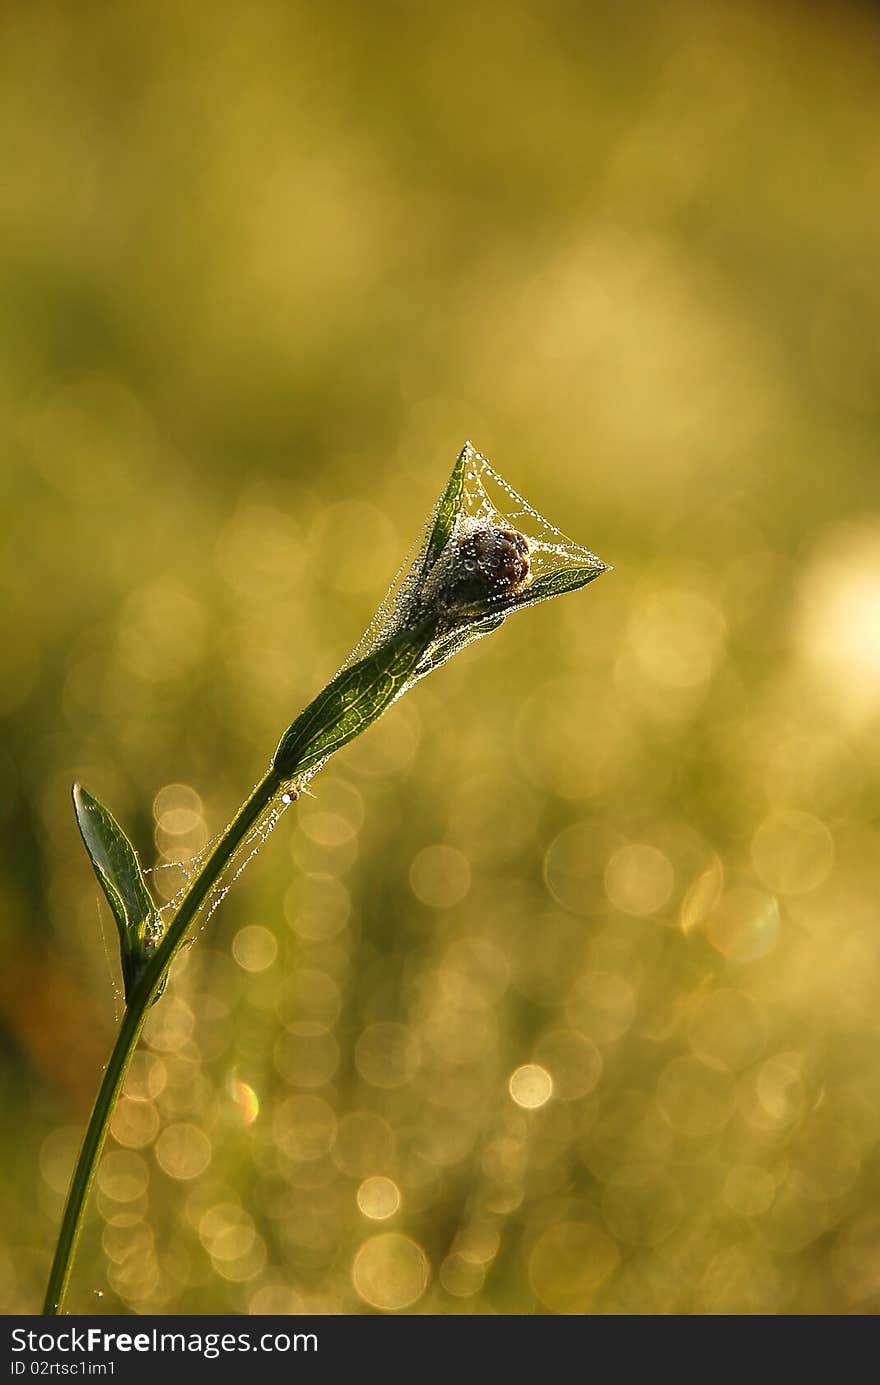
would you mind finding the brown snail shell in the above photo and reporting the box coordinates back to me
[441,523,532,610]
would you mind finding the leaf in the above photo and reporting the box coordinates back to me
[73,784,161,1004]
[273,625,430,780]
[510,563,607,610]
[422,443,467,575]
[416,613,505,678]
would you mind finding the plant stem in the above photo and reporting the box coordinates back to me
[43,767,281,1315]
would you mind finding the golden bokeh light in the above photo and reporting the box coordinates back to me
[354,1022,421,1090]
[110,1098,160,1151]
[508,1064,553,1109]
[97,1152,150,1204]
[232,924,279,973]
[153,1123,212,1182]
[409,845,472,910]
[352,1233,430,1312]
[356,1176,401,1221]
[604,842,675,916]
[332,1112,396,1180]
[705,886,780,963]
[273,1094,337,1162]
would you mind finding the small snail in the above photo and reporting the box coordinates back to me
[438,522,532,612]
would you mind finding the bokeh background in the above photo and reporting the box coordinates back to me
[2,0,880,1316]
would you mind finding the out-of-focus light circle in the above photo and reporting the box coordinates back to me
[142,996,195,1053]
[110,1098,160,1150]
[284,873,351,942]
[332,1112,396,1178]
[409,845,471,909]
[528,1222,619,1313]
[344,700,420,777]
[750,811,834,895]
[152,783,203,833]
[97,1151,150,1203]
[543,821,620,916]
[154,1123,212,1181]
[453,1224,501,1266]
[355,1022,421,1089]
[508,1064,553,1109]
[124,1053,167,1102]
[605,843,674,916]
[102,1222,153,1268]
[357,1176,401,1220]
[199,1203,255,1262]
[232,924,278,973]
[248,1285,305,1315]
[533,1029,603,1100]
[352,1233,430,1311]
[273,1094,337,1162]
[706,886,780,962]
[439,1254,485,1297]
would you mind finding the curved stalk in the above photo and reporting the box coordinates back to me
[43,768,280,1315]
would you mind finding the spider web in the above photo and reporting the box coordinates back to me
[336,439,607,718]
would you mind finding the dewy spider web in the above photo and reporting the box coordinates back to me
[149,442,606,938]
[147,797,292,938]
[339,440,607,700]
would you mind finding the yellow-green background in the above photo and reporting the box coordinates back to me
[2,0,880,1315]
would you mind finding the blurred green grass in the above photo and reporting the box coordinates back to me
[2,0,880,1314]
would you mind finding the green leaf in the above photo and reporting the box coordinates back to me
[72,784,161,1004]
[422,444,467,575]
[273,625,430,781]
[416,613,505,678]
[510,563,606,610]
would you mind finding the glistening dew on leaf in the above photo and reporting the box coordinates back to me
[46,442,609,1315]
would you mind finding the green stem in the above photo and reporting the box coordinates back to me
[43,767,281,1315]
